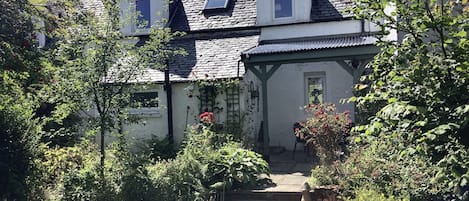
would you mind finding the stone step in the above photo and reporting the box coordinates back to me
[224,191,302,201]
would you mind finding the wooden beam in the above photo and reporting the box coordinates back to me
[336,60,354,76]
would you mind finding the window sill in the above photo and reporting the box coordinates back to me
[127,107,162,117]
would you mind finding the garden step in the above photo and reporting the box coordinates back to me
[224,191,302,201]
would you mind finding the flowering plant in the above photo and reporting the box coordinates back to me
[297,103,352,165]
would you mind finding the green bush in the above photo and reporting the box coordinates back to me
[145,127,270,200]
[309,136,451,201]
[346,187,409,201]
[206,142,269,190]
[299,103,352,165]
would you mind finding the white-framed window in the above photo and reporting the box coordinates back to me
[204,0,230,10]
[120,0,167,35]
[135,0,151,29]
[274,0,294,19]
[305,72,326,104]
[128,90,161,117]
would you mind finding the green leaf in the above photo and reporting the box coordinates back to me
[388,97,397,103]
[456,30,467,38]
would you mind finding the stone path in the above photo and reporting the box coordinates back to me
[253,150,316,193]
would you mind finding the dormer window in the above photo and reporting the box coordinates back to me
[120,0,168,35]
[274,0,293,19]
[204,0,229,10]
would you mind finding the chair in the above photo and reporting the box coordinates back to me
[292,122,309,159]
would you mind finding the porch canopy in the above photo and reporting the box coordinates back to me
[240,33,380,161]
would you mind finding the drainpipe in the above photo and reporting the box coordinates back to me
[164,63,174,144]
[237,59,242,78]
[360,19,366,34]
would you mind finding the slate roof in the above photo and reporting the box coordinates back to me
[242,34,376,55]
[169,0,257,32]
[310,0,355,21]
[135,33,260,83]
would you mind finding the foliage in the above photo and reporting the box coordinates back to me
[346,187,409,201]
[0,0,80,199]
[137,135,177,161]
[146,127,269,200]
[312,0,469,200]
[298,103,352,165]
[206,142,269,190]
[53,0,184,179]
[309,136,447,200]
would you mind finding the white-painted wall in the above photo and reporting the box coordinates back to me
[260,20,380,41]
[122,82,253,146]
[245,61,355,151]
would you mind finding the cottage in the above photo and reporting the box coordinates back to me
[120,0,389,159]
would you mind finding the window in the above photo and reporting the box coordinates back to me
[274,0,293,18]
[305,73,325,104]
[135,0,151,29]
[120,0,168,35]
[204,0,229,10]
[131,91,158,108]
[199,86,216,112]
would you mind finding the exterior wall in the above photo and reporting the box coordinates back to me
[122,82,250,146]
[257,0,311,26]
[242,71,264,146]
[259,61,355,150]
[260,20,380,41]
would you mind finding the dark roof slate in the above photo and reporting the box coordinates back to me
[137,33,259,82]
[310,0,354,21]
[242,34,376,55]
[170,0,257,32]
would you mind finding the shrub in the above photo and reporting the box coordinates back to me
[298,103,352,165]
[145,127,270,200]
[206,142,270,190]
[347,187,409,201]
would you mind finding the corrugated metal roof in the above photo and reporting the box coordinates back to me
[242,34,377,55]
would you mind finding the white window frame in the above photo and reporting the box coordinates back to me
[121,0,166,36]
[304,72,326,105]
[204,0,230,10]
[127,89,161,117]
[272,0,295,21]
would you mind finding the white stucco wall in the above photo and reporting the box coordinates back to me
[260,20,380,41]
[246,62,355,151]
[122,81,252,146]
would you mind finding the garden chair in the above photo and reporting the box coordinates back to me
[293,122,310,159]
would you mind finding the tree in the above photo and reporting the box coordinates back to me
[0,0,74,199]
[54,0,183,182]
[349,0,469,199]
[309,1,468,200]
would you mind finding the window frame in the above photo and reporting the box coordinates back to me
[273,0,295,20]
[127,90,161,117]
[135,0,152,30]
[204,0,230,10]
[132,0,153,34]
[304,72,326,105]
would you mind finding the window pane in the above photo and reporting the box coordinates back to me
[205,0,228,9]
[307,77,324,104]
[274,0,292,18]
[136,0,151,28]
[131,92,158,107]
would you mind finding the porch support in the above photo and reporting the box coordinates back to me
[247,64,281,161]
[336,59,371,83]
